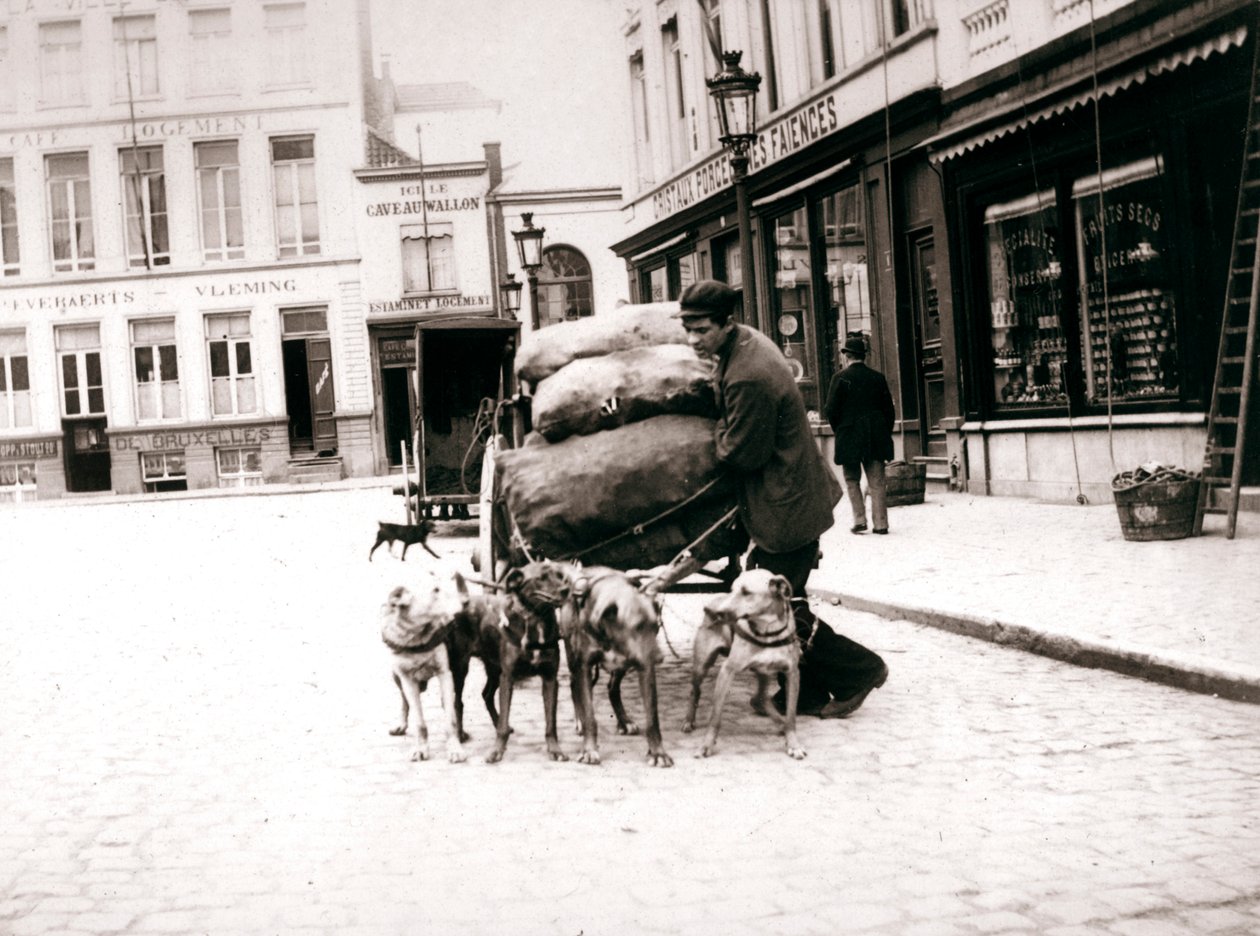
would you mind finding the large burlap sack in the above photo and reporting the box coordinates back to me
[531,345,717,442]
[516,302,687,384]
[495,414,740,566]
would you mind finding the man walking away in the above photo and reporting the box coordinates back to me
[826,336,895,535]
[677,281,888,719]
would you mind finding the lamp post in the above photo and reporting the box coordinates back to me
[512,212,546,331]
[707,50,762,329]
[499,273,523,320]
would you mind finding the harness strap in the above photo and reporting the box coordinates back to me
[382,621,451,655]
[732,618,795,648]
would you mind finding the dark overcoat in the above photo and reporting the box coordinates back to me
[713,325,842,553]
[825,361,895,466]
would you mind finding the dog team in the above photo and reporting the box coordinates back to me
[380,556,815,767]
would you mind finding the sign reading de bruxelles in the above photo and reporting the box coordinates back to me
[651,90,841,221]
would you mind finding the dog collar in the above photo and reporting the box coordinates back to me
[732,618,795,648]
[382,622,451,655]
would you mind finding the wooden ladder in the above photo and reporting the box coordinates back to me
[1194,33,1260,539]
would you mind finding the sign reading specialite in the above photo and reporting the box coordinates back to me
[368,294,491,314]
[650,88,843,222]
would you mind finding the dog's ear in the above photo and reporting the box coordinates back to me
[503,568,525,593]
[386,585,411,609]
[769,574,793,601]
[452,571,471,606]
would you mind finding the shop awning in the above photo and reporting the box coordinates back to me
[926,24,1248,164]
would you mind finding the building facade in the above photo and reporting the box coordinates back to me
[613,0,1257,503]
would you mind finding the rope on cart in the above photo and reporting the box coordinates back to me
[560,474,731,562]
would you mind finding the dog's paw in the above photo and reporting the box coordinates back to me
[647,751,674,768]
[617,721,641,736]
[484,749,505,765]
[577,749,601,766]
[681,719,695,733]
[448,748,467,764]
[548,750,570,763]
[696,745,718,758]
[786,745,807,760]
[389,726,407,736]
[410,748,430,762]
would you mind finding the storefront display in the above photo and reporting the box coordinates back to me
[1073,156,1178,403]
[821,183,871,364]
[983,190,1069,408]
[770,206,818,407]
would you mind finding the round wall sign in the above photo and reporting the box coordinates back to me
[777,314,799,337]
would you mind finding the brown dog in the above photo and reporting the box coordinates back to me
[380,574,466,763]
[562,567,673,768]
[369,519,438,562]
[451,561,573,763]
[682,568,806,760]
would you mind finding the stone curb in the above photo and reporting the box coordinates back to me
[809,587,1260,706]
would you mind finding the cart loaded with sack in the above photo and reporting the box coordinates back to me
[475,301,746,593]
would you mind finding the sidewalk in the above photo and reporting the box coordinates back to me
[811,490,1260,704]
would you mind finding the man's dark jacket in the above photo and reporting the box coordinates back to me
[825,361,895,466]
[713,325,841,553]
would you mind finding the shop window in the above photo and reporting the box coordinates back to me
[0,462,35,503]
[0,157,19,276]
[0,330,32,430]
[131,318,180,421]
[189,9,235,96]
[819,183,871,361]
[206,313,256,416]
[141,451,187,493]
[264,3,308,87]
[401,222,455,293]
[113,15,158,100]
[0,26,12,111]
[537,245,593,327]
[39,20,83,106]
[55,323,104,417]
[216,446,262,487]
[271,136,320,258]
[196,140,244,262]
[983,190,1069,408]
[120,146,169,268]
[646,265,667,302]
[770,206,820,408]
[1073,156,1179,403]
[46,153,95,273]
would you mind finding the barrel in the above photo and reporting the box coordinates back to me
[885,461,927,507]
[1112,477,1199,541]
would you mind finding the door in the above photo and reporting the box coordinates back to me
[910,233,946,458]
[63,418,111,492]
[306,337,336,454]
[280,308,337,456]
[381,366,416,467]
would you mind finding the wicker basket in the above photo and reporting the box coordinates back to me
[1111,468,1200,542]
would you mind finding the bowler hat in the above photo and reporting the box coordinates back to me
[841,336,868,358]
[675,279,738,320]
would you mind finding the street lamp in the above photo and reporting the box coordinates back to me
[512,212,546,331]
[707,50,762,328]
[499,273,523,320]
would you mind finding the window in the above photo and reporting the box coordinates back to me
[206,313,256,416]
[55,323,104,417]
[216,446,262,487]
[629,52,653,187]
[120,146,169,268]
[537,246,594,327]
[0,26,13,111]
[712,234,745,320]
[271,136,320,257]
[820,184,871,346]
[701,1,724,143]
[131,318,180,421]
[0,158,19,276]
[39,20,83,106]
[0,330,32,430]
[770,206,820,408]
[1073,157,1178,404]
[401,222,455,293]
[196,140,244,261]
[0,462,36,503]
[983,190,1069,409]
[264,3,308,87]
[46,153,95,273]
[189,9,236,95]
[772,0,813,100]
[141,451,186,492]
[661,18,687,168]
[818,0,837,80]
[113,15,158,100]
[646,265,667,302]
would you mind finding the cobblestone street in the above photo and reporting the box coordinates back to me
[2,489,1258,936]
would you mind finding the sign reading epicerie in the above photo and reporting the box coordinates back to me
[651,90,841,221]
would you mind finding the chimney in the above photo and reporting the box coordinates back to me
[484,142,503,189]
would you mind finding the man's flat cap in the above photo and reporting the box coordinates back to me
[675,279,738,319]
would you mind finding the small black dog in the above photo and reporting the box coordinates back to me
[368,520,439,561]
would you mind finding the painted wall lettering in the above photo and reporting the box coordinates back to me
[119,114,264,141]
[195,279,297,298]
[0,440,57,458]
[368,294,491,314]
[0,290,135,313]
[113,427,273,452]
[365,197,481,217]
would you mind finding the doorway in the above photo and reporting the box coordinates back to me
[63,418,111,492]
[281,308,337,456]
[381,365,415,467]
[910,233,946,458]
